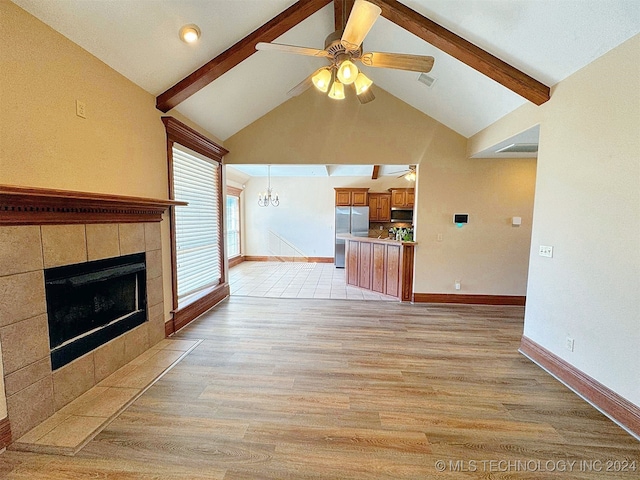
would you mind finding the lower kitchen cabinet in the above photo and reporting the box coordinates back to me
[385,244,401,298]
[345,236,415,301]
[372,243,386,293]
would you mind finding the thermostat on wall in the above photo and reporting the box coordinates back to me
[453,213,469,226]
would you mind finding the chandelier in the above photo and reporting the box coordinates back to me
[258,165,279,207]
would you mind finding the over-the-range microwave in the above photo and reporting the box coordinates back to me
[390,208,413,223]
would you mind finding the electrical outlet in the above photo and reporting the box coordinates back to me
[76,100,86,119]
[565,336,574,352]
[454,280,461,290]
[436,233,443,242]
[539,245,553,257]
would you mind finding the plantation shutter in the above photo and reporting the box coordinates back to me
[172,146,221,298]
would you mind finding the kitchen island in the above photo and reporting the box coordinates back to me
[344,235,416,302]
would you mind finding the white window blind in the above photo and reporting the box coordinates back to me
[172,146,221,298]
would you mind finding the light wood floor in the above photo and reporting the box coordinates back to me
[1,297,638,479]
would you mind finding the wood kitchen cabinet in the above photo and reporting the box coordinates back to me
[345,236,415,301]
[368,193,391,222]
[389,188,415,208]
[335,188,369,206]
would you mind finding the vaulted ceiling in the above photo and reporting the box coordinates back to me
[12,0,640,141]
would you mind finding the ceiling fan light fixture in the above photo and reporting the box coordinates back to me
[403,165,417,181]
[328,79,345,100]
[179,24,201,44]
[337,59,359,85]
[354,72,373,94]
[312,67,332,93]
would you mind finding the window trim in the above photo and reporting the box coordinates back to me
[162,116,229,334]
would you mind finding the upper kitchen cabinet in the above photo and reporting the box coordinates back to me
[389,188,415,208]
[369,193,391,222]
[335,188,369,206]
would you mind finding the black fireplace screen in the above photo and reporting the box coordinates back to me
[45,252,147,370]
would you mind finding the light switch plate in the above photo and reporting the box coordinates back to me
[76,100,86,118]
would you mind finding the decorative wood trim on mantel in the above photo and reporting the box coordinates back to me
[0,185,185,226]
[0,417,11,450]
[520,336,640,438]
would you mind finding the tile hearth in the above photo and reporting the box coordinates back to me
[11,338,200,456]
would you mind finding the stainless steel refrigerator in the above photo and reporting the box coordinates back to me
[335,206,369,268]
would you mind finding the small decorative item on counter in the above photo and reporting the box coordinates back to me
[390,227,413,241]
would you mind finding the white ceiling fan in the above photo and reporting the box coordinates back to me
[256,0,435,104]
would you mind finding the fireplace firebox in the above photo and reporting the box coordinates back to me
[45,253,147,370]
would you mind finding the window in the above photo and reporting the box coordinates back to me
[163,116,229,333]
[172,145,221,298]
[226,188,241,258]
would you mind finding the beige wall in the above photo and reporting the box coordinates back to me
[225,87,536,296]
[0,2,166,198]
[225,85,449,167]
[416,152,536,295]
[471,35,640,407]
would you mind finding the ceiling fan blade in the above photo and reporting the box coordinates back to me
[341,0,381,51]
[256,42,330,58]
[360,52,435,73]
[287,74,314,97]
[356,86,375,104]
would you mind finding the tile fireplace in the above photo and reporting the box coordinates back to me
[0,185,181,445]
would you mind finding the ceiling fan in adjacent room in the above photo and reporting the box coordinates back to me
[388,165,417,181]
[256,0,435,104]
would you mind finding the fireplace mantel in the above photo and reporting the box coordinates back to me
[0,185,186,225]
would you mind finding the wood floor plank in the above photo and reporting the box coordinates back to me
[0,297,637,479]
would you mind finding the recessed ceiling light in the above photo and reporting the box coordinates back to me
[179,24,201,44]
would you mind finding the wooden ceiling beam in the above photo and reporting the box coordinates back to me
[334,0,345,31]
[369,0,550,105]
[156,0,332,112]
[334,0,356,31]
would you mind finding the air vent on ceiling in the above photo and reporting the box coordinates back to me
[495,143,538,154]
[417,73,436,88]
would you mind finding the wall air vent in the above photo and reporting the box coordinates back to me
[496,143,538,154]
[417,73,436,88]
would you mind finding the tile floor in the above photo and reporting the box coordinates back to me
[12,338,201,456]
[229,261,397,301]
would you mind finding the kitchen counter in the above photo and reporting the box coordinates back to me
[368,235,415,245]
[344,235,416,301]
[337,233,415,245]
